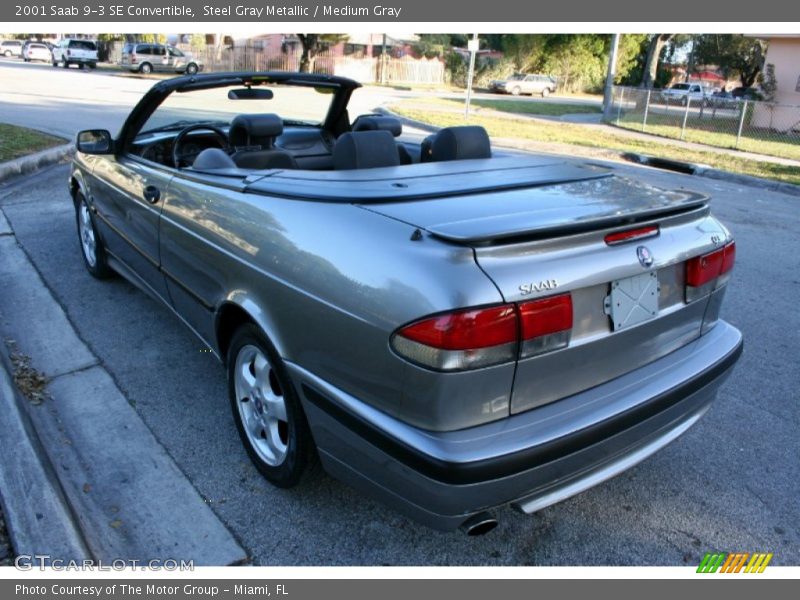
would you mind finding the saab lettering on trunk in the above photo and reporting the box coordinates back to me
[519,279,558,295]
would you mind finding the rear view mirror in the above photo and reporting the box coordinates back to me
[76,129,113,154]
[228,88,274,100]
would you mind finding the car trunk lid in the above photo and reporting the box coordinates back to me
[360,175,707,245]
[367,174,728,416]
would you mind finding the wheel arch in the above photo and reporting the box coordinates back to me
[69,169,89,204]
[214,296,288,366]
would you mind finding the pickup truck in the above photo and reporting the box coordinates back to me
[70,71,743,534]
[660,82,708,106]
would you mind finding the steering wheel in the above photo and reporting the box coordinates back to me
[172,124,230,168]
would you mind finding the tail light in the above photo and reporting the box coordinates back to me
[391,294,573,371]
[391,305,517,371]
[604,225,659,245]
[686,241,735,302]
[518,294,573,358]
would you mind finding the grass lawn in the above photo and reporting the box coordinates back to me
[416,96,600,117]
[616,111,800,162]
[389,102,800,186]
[0,123,65,162]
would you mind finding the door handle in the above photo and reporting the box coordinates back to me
[143,185,161,204]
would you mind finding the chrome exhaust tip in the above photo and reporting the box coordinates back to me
[460,512,498,536]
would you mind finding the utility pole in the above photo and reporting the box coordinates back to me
[381,33,387,85]
[602,33,620,121]
[464,33,479,120]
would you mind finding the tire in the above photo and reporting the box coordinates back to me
[3,51,11,58]
[88,62,96,70]
[75,192,113,279]
[228,324,316,488]
[511,86,521,96]
[62,59,69,68]
[541,87,551,98]
[680,96,688,106]
[52,60,57,67]
[185,62,198,75]
[139,62,152,74]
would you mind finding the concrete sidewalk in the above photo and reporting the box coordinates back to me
[0,204,247,565]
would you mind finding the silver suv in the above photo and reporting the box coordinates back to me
[120,43,202,75]
[1,40,23,57]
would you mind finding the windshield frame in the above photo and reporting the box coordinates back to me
[115,71,361,155]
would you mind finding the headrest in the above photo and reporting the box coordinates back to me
[333,130,401,170]
[353,115,403,137]
[192,148,237,170]
[430,126,491,161]
[229,114,283,146]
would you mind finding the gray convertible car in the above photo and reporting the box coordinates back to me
[71,72,742,535]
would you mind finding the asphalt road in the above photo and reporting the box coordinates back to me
[0,58,598,139]
[0,58,798,566]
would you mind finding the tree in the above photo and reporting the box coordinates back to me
[295,34,348,73]
[641,34,674,88]
[693,34,767,87]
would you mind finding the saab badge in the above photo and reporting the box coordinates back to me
[637,245,654,268]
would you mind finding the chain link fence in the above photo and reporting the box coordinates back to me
[606,86,800,162]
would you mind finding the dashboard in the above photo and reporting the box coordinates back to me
[131,125,336,170]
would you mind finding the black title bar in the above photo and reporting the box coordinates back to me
[3,0,799,22]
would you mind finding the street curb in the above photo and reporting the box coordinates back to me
[0,323,92,563]
[0,209,247,565]
[0,143,74,185]
[622,152,800,198]
[380,108,800,198]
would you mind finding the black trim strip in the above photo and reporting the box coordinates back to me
[93,211,160,269]
[302,338,742,486]
[160,266,215,312]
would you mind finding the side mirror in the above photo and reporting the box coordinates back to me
[76,129,113,154]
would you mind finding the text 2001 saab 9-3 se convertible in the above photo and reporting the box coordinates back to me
[71,72,742,535]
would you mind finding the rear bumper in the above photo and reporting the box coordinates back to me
[290,321,742,531]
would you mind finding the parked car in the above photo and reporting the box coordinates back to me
[120,42,202,75]
[52,38,98,69]
[731,86,763,101]
[708,90,740,109]
[489,73,557,97]
[1,40,23,58]
[660,82,708,106]
[22,42,53,63]
[69,71,742,534]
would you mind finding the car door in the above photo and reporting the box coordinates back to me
[153,45,169,72]
[523,75,536,94]
[166,46,181,71]
[89,154,172,302]
[158,174,252,345]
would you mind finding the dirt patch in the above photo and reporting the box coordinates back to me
[4,339,51,405]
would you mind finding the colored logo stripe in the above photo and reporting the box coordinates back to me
[697,552,773,573]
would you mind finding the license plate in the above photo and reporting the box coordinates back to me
[604,271,660,332]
